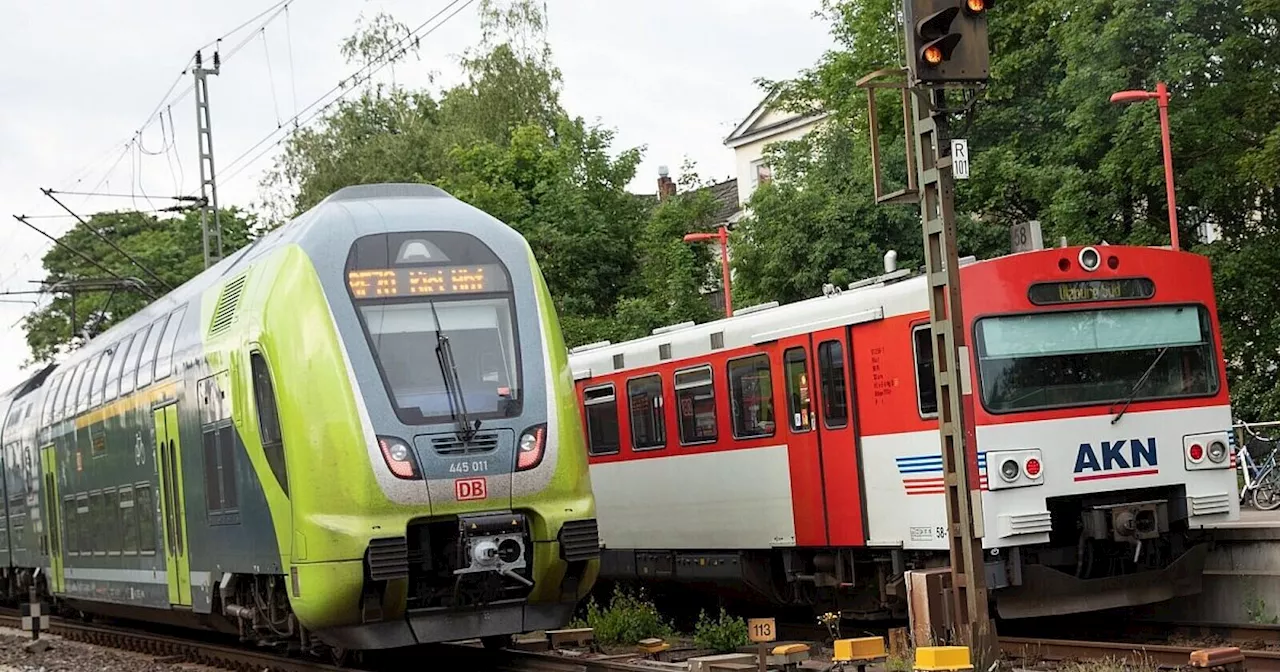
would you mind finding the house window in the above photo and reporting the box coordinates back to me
[752,160,773,189]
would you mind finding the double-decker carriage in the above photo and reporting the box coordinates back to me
[569,245,1236,619]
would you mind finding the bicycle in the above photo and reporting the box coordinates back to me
[1236,421,1280,511]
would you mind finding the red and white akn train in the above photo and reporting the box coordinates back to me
[569,245,1237,619]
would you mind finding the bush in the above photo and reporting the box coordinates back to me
[693,608,749,653]
[579,585,673,646]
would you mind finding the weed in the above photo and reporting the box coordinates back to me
[693,608,749,653]
[577,585,673,646]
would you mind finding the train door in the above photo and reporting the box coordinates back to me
[39,445,63,594]
[810,327,866,546]
[153,405,192,607]
[775,334,828,546]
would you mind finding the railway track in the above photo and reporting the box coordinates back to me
[0,611,351,672]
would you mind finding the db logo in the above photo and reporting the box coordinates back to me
[455,477,487,501]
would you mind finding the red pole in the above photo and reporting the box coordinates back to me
[1155,82,1179,250]
[718,225,732,318]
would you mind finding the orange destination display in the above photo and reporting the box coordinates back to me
[346,264,506,298]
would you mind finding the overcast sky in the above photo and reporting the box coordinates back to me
[0,0,834,391]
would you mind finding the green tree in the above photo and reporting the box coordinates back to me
[261,0,651,347]
[23,208,257,362]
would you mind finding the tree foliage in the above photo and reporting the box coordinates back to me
[23,208,257,362]
[736,0,1280,420]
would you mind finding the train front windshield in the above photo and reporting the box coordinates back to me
[346,231,522,425]
[974,304,1218,413]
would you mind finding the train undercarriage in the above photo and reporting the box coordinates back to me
[598,484,1220,622]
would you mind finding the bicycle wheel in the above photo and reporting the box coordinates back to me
[1252,477,1280,511]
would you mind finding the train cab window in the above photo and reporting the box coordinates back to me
[106,332,136,402]
[674,366,717,445]
[154,306,186,381]
[129,322,156,391]
[912,325,938,417]
[136,315,169,389]
[728,355,775,439]
[119,486,137,555]
[89,345,115,408]
[136,485,157,554]
[77,353,104,414]
[817,341,849,429]
[627,375,666,451]
[784,349,813,432]
[583,385,620,456]
[251,353,289,496]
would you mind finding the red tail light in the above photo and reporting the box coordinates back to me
[517,425,546,471]
[1024,457,1041,478]
[1188,443,1205,462]
[379,436,420,479]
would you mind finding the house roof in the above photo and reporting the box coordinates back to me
[704,178,741,224]
[723,89,828,149]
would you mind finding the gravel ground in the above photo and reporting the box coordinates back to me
[0,627,222,672]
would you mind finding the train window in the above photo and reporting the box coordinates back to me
[129,322,156,391]
[90,491,106,555]
[154,306,187,381]
[784,349,813,432]
[77,354,104,414]
[76,494,89,554]
[728,355,775,439]
[203,425,240,518]
[63,496,77,556]
[106,332,137,402]
[40,374,62,427]
[912,325,938,417]
[136,315,169,389]
[90,344,116,408]
[583,385,620,456]
[674,366,717,445]
[136,485,157,554]
[119,486,137,555]
[818,341,849,429]
[105,488,120,555]
[627,375,665,451]
[59,362,84,420]
[250,353,289,496]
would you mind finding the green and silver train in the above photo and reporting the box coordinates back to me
[0,183,599,654]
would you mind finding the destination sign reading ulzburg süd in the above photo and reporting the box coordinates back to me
[1027,277,1155,305]
[347,265,499,298]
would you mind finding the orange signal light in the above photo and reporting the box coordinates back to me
[925,45,944,65]
[966,0,986,12]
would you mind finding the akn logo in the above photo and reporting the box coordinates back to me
[1074,438,1158,482]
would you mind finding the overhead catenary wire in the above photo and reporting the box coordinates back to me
[212,0,477,188]
[10,216,157,300]
[41,189,174,293]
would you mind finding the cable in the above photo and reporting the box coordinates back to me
[10,216,157,300]
[41,189,174,292]
[160,112,179,194]
[168,107,186,194]
[214,0,476,186]
[197,0,293,54]
[285,5,299,117]
[261,29,282,127]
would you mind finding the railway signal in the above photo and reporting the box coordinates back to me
[904,0,991,84]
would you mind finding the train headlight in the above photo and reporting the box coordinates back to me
[1207,440,1228,463]
[517,424,547,471]
[378,436,421,479]
[1000,458,1021,482]
[1079,247,1101,272]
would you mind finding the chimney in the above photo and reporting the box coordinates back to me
[657,165,676,201]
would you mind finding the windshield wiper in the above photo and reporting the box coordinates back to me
[428,300,481,442]
[1109,346,1170,425]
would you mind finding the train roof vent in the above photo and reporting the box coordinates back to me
[570,340,612,354]
[209,273,248,337]
[848,268,912,291]
[733,301,779,316]
[652,321,695,336]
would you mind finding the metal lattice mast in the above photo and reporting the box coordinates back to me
[194,50,223,269]
[910,86,994,667]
